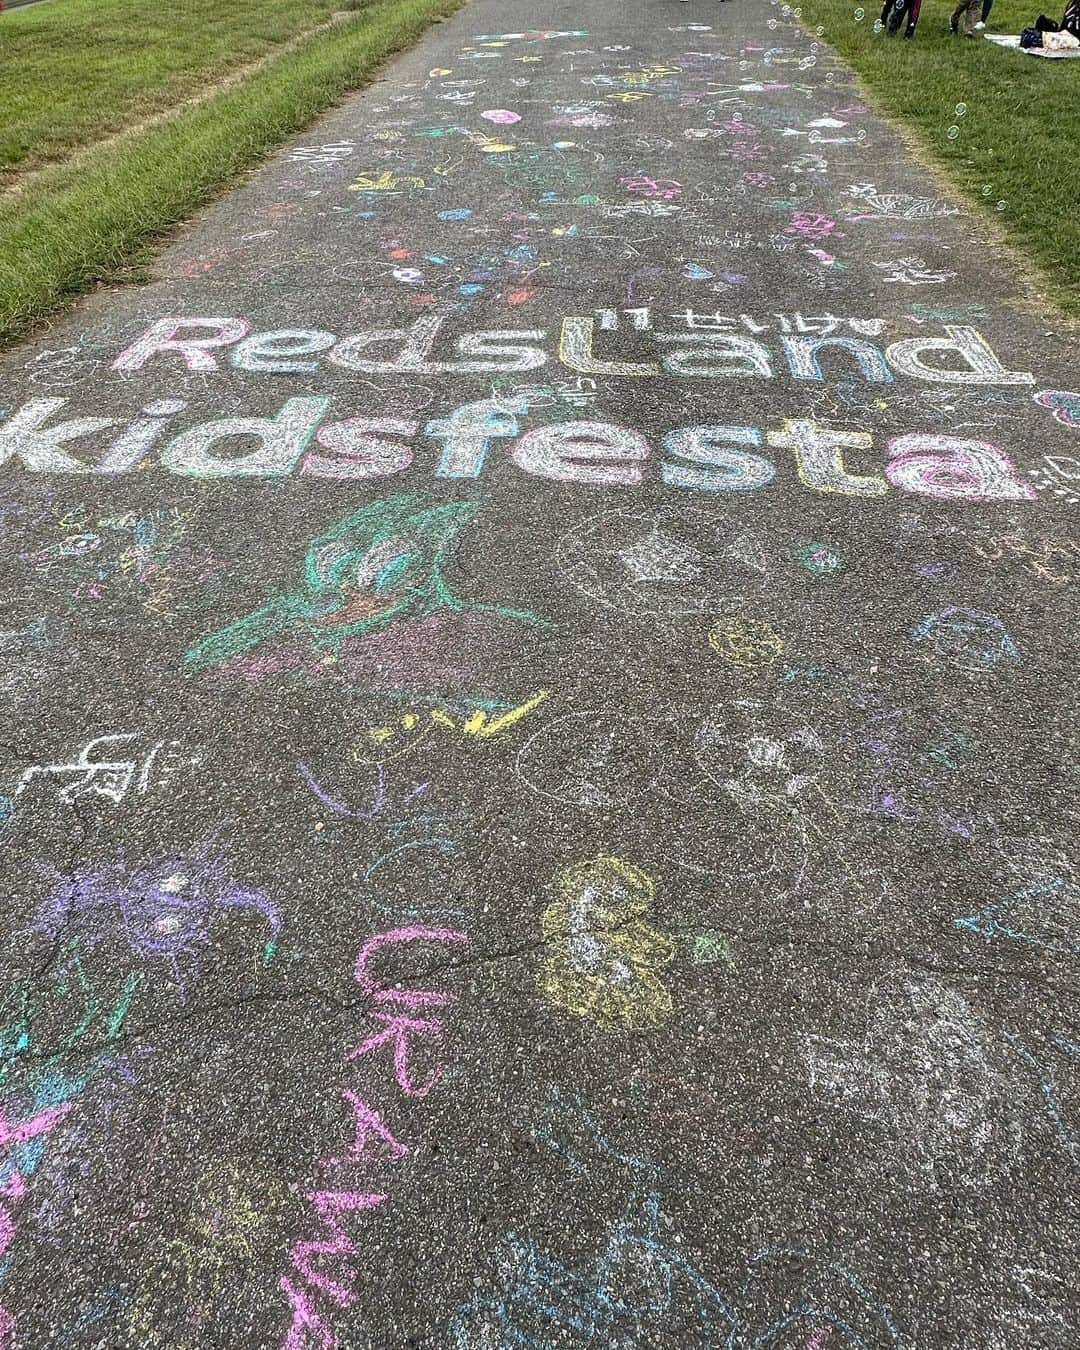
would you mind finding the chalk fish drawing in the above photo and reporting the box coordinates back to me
[556,507,767,617]
[451,1097,736,1347]
[845,183,959,220]
[957,837,1080,957]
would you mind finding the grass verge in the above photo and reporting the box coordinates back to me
[0,0,462,347]
[0,0,349,184]
[796,0,1080,319]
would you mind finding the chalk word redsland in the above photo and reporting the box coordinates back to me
[111,316,1034,387]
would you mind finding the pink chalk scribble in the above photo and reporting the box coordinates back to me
[0,1101,73,1349]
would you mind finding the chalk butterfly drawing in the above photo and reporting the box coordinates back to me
[184,494,544,683]
[1033,389,1080,429]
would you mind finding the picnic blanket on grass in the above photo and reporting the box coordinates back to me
[985,31,1080,54]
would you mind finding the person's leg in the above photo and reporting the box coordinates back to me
[904,0,922,37]
[885,0,906,32]
[950,0,967,30]
[960,0,980,34]
[978,0,993,25]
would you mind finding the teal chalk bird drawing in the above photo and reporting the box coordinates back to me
[185,494,543,675]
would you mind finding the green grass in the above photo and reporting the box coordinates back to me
[797,0,1080,318]
[0,0,461,346]
[0,0,347,184]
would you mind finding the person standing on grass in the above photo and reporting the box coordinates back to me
[975,0,992,28]
[881,0,922,37]
[950,0,982,35]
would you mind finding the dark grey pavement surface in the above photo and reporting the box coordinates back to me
[2,1,1079,1345]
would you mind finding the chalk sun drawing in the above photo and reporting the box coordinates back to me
[707,616,784,669]
[185,494,544,680]
[539,857,675,1029]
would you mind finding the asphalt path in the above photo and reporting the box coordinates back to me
[1,0,1079,1345]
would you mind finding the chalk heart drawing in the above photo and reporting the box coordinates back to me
[707,615,784,669]
[184,493,544,680]
[539,856,675,1028]
[31,841,280,997]
[556,507,767,616]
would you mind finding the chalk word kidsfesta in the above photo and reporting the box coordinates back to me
[0,315,1047,501]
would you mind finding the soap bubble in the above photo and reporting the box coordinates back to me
[826,71,835,82]
[981,184,992,195]
[768,17,778,27]
[854,6,865,15]
[817,24,825,33]
[794,6,803,14]
[955,102,967,116]
[996,200,1007,211]
[873,18,884,30]
[947,125,960,140]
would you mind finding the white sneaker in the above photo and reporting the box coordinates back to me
[974,19,986,27]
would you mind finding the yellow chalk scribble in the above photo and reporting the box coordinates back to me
[708,617,784,670]
[539,856,674,1029]
[353,689,550,763]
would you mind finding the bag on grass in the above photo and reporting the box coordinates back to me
[1021,25,1046,42]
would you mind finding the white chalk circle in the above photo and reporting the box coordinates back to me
[556,508,768,617]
